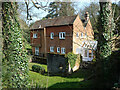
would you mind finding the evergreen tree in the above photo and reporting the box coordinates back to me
[97,1,115,58]
[2,2,29,88]
[95,1,116,87]
[45,1,76,19]
[45,2,60,18]
[59,2,75,16]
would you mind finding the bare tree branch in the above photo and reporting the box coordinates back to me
[31,0,48,11]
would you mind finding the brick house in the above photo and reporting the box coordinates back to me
[30,12,97,61]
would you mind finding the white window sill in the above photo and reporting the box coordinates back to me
[59,38,65,40]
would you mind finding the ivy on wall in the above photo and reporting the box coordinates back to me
[2,2,29,88]
[66,52,77,68]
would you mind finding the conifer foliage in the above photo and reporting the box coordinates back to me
[2,2,29,88]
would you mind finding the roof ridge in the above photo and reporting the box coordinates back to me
[31,15,78,29]
[39,15,77,22]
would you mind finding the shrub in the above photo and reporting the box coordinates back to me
[32,65,45,74]
[65,52,78,68]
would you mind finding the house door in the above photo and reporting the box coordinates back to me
[82,48,89,61]
[35,47,39,55]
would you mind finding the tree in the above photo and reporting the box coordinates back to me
[79,2,99,23]
[97,1,115,59]
[2,2,29,88]
[59,2,76,16]
[45,2,60,18]
[112,3,120,35]
[45,1,76,19]
[94,0,116,88]
[79,2,100,40]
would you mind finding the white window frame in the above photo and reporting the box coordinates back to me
[81,32,83,38]
[50,32,54,39]
[76,32,79,38]
[61,47,65,54]
[59,32,65,39]
[83,49,89,57]
[57,47,60,53]
[35,47,39,55]
[76,48,80,54]
[85,33,87,38]
[50,47,54,52]
[33,33,37,38]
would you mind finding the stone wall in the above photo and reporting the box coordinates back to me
[47,53,67,74]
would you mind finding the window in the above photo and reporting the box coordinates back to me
[33,33,37,38]
[76,32,79,38]
[61,48,65,54]
[76,48,80,54]
[35,47,39,55]
[39,25,41,28]
[81,33,83,38]
[50,32,54,39]
[59,32,65,39]
[57,47,60,53]
[85,33,87,38]
[84,49,88,57]
[50,47,54,52]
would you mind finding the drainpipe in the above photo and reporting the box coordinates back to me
[44,28,47,57]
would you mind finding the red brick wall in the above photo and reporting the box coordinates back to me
[46,25,73,54]
[30,29,45,55]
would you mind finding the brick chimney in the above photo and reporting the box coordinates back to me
[84,12,89,21]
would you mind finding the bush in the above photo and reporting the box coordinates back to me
[65,52,78,68]
[32,65,45,74]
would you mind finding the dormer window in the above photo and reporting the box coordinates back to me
[33,33,37,38]
[59,32,65,39]
[50,32,54,39]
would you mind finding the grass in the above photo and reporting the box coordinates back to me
[28,62,94,88]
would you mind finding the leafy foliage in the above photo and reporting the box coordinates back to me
[97,2,115,59]
[65,52,77,68]
[2,2,29,88]
[32,65,45,74]
[95,2,117,88]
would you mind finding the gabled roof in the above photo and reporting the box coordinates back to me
[81,19,88,27]
[30,15,77,29]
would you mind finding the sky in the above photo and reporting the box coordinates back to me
[27,1,91,24]
[21,0,119,25]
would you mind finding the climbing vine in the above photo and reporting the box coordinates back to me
[95,1,116,87]
[97,2,115,59]
[2,2,29,88]
[66,52,77,68]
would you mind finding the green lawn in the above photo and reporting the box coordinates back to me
[28,62,94,88]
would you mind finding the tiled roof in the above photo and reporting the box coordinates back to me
[30,15,77,29]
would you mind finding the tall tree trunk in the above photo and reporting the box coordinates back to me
[2,2,29,88]
[95,0,115,87]
[98,1,115,59]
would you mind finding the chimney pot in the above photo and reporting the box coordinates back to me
[85,12,89,21]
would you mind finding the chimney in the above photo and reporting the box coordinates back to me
[84,12,89,21]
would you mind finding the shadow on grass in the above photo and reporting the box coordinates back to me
[48,80,94,89]
[43,68,93,80]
